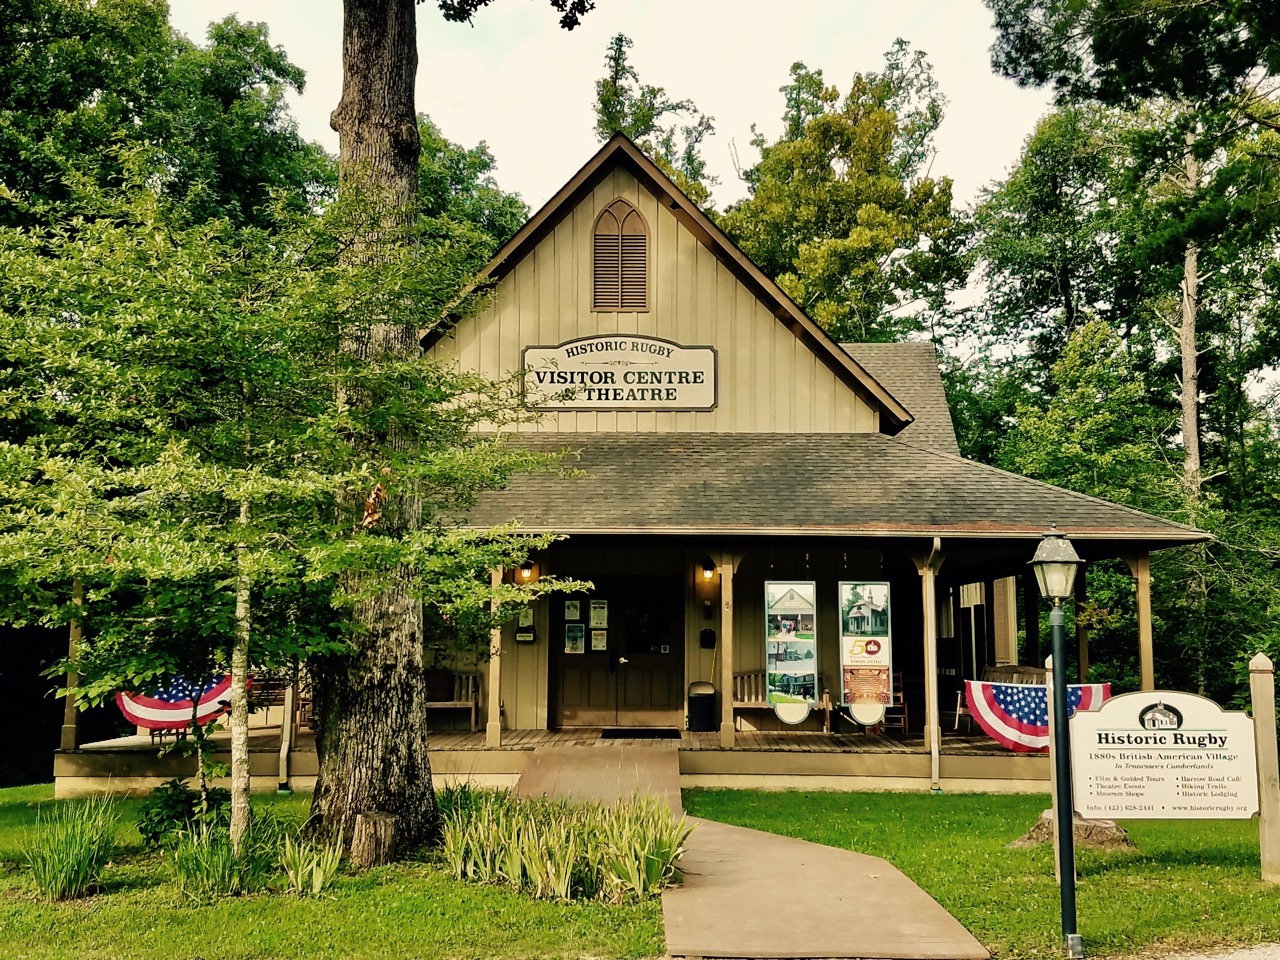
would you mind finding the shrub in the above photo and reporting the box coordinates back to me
[280,833,344,897]
[24,795,118,901]
[169,817,281,901]
[439,788,691,902]
[136,778,230,847]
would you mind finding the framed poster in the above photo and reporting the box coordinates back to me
[591,629,608,651]
[565,600,580,621]
[839,581,892,715]
[589,599,608,628]
[765,581,818,706]
[564,623,585,654]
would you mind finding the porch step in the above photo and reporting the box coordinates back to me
[513,742,682,814]
[663,817,989,960]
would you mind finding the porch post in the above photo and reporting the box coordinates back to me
[915,539,944,791]
[1075,568,1090,682]
[59,577,83,752]
[718,553,736,749]
[486,567,503,747]
[982,578,997,668]
[1134,552,1154,690]
[1023,574,1040,666]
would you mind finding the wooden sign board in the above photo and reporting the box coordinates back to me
[1071,690,1258,819]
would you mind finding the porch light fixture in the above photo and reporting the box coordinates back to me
[1029,524,1083,601]
[700,558,716,581]
[1029,524,1085,960]
[518,561,535,581]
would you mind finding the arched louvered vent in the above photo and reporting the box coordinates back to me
[593,199,648,310]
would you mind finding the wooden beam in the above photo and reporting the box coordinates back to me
[486,568,503,747]
[982,578,997,669]
[1075,568,1090,683]
[718,553,736,749]
[1023,574,1040,666]
[1134,552,1154,690]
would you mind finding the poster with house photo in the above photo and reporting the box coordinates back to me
[839,581,892,707]
[765,581,817,705]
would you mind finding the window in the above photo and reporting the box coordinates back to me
[593,199,647,310]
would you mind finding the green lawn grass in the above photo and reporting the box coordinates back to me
[0,785,662,960]
[684,789,1280,959]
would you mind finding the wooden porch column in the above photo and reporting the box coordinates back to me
[982,578,997,668]
[718,553,736,750]
[914,540,944,791]
[1133,552,1154,690]
[486,568,503,747]
[1075,567,1090,682]
[1023,574,1040,666]
[59,578,83,752]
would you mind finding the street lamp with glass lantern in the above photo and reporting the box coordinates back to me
[1029,524,1085,959]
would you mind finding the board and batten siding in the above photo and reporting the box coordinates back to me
[429,167,879,434]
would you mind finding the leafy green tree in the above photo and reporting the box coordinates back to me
[0,2,332,228]
[720,43,969,342]
[417,115,528,257]
[593,33,716,206]
[986,0,1280,109]
[0,187,573,848]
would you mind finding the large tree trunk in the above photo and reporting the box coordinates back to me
[310,0,438,853]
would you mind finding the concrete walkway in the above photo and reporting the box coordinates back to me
[512,743,988,960]
[663,817,989,960]
[513,742,683,814]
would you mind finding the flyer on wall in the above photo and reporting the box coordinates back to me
[764,581,818,706]
[839,581,892,719]
[564,623,585,654]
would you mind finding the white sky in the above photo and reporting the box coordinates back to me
[168,0,1052,212]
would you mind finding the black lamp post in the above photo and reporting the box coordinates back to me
[1029,524,1085,960]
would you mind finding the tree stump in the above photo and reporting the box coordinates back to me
[351,812,398,868]
[1009,809,1136,850]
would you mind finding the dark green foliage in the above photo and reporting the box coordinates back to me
[722,44,969,342]
[986,0,1280,106]
[593,34,716,206]
[0,1,332,229]
[418,115,528,258]
[135,778,230,847]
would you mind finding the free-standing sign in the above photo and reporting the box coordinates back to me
[522,335,717,411]
[1071,690,1259,819]
[839,581,892,725]
[765,582,818,718]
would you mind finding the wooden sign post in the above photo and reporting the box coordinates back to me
[1250,653,1280,883]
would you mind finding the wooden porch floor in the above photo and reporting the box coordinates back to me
[76,726,1028,758]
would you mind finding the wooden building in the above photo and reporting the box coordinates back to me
[54,135,1207,795]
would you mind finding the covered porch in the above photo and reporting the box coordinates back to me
[53,723,1051,797]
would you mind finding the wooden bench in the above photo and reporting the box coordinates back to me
[425,671,481,732]
[732,669,832,732]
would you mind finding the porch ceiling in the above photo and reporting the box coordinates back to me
[461,433,1208,550]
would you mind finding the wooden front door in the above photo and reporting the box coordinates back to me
[553,576,684,728]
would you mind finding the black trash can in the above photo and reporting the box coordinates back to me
[687,681,716,732]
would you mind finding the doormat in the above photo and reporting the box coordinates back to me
[599,728,682,740]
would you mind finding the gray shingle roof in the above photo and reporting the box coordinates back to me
[462,433,1206,545]
[840,343,960,456]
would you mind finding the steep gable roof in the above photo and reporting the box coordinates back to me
[426,133,914,434]
[842,343,960,456]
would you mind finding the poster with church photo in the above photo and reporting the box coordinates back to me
[765,581,817,705]
[839,581,892,707]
